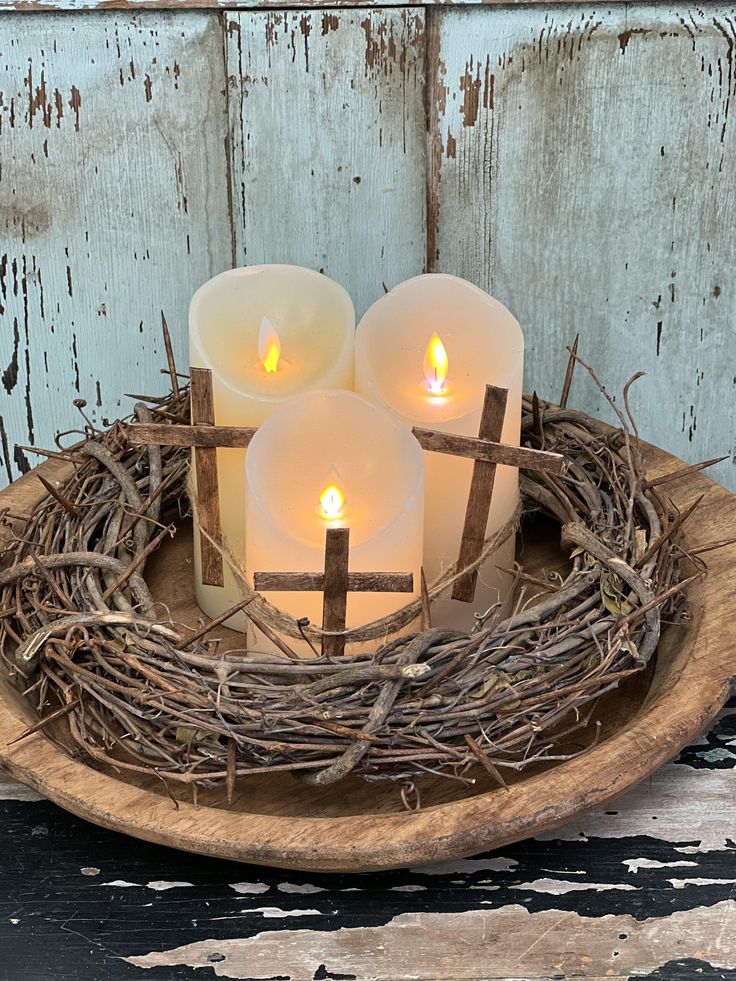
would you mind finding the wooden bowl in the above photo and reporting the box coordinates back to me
[0,438,734,872]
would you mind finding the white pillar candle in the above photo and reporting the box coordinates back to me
[245,390,424,656]
[189,265,355,629]
[354,273,524,630]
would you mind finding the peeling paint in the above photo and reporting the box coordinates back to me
[511,878,638,894]
[0,415,12,481]
[623,858,698,873]
[125,902,736,978]
[230,882,270,895]
[0,14,231,487]
[430,5,736,494]
[460,56,482,127]
[619,27,652,54]
[69,84,81,130]
[1,4,733,500]
[228,8,426,319]
[321,11,338,36]
[2,318,20,394]
[299,14,311,72]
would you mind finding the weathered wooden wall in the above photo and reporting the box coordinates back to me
[1,5,734,489]
[0,12,231,478]
[430,5,736,493]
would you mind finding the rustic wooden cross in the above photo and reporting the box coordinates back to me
[413,384,565,604]
[253,527,414,657]
[126,366,257,589]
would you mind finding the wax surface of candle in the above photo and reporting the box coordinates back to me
[355,273,524,630]
[189,265,355,630]
[246,389,424,656]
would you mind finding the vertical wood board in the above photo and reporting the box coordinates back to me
[226,8,427,318]
[0,12,231,484]
[0,0,599,9]
[430,4,736,491]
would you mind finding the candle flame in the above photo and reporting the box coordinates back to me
[258,316,281,374]
[320,483,345,520]
[423,332,448,394]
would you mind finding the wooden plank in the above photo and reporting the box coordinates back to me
[226,8,427,318]
[253,571,414,592]
[0,13,231,488]
[430,4,736,493]
[412,427,563,472]
[0,0,512,14]
[452,385,508,602]
[190,368,224,587]
[122,897,736,979]
[321,527,350,657]
[127,423,257,449]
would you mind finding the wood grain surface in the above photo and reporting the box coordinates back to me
[126,422,258,448]
[225,7,428,320]
[452,384,507,602]
[0,0,633,8]
[412,426,564,471]
[0,12,231,482]
[253,571,415,593]
[321,526,351,656]
[189,367,224,587]
[429,4,736,493]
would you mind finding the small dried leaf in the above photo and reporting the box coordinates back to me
[600,574,633,616]
[175,726,198,745]
[621,639,641,664]
[472,671,509,700]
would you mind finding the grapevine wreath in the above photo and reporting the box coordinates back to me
[0,354,704,806]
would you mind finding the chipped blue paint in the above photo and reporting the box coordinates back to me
[0,13,231,485]
[225,8,427,320]
[431,4,736,492]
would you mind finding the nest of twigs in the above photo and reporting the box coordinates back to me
[0,355,705,805]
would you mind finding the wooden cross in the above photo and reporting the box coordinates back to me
[253,527,414,657]
[126,367,257,589]
[413,384,564,604]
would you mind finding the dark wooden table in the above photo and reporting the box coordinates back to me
[2,699,735,981]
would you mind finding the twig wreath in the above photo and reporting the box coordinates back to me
[0,348,715,806]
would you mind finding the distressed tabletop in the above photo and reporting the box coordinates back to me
[1,701,735,980]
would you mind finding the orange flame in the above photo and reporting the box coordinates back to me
[258,316,281,374]
[423,332,448,394]
[319,484,345,520]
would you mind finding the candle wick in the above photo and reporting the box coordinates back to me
[431,368,445,395]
